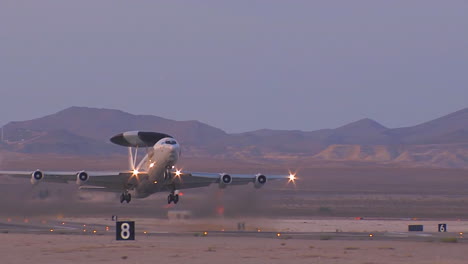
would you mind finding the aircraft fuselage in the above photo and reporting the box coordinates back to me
[132,137,180,198]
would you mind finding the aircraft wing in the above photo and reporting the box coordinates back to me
[174,171,295,190]
[0,170,141,192]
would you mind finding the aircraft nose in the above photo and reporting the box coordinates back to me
[168,144,176,151]
[166,144,179,154]
[167,145,179,160]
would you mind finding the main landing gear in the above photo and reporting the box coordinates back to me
[120,192,131,203]
[167,190,179,204]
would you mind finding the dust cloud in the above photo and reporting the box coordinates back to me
[0,181,282,220]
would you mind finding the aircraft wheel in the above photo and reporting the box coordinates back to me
[173,194,179,204]
[126,193,132,203]
[167,194,173,204]
[120,193,125,203]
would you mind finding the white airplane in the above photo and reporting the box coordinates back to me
[0,131,296,204]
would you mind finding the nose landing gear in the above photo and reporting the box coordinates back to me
[120,192,132,203]
[167,190,179,204]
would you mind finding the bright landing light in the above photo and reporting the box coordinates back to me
[288,173,296,182]
[175,169,182,177]
[132,169,139,176]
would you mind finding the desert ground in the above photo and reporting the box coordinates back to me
[1,154,468,263]
[1,232,467,264]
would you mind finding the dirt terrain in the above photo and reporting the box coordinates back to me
[2,233,466,264]
[1,154,468,263]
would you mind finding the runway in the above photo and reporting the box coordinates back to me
[1,217,467,264]
[0,219,110,235]
[0,217,466,243]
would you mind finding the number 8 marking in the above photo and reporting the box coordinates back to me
[121,223,130,239]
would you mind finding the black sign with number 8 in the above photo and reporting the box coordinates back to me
[116,221,135,240]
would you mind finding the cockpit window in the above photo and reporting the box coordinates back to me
[164,140,177,145]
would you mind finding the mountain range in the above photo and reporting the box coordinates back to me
[1,106,468,168]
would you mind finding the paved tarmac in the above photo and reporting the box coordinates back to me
[1,218,465,243]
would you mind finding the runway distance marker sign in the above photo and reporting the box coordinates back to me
[408,225,424,232]
[116,221,135,241]
[438,224,447,232]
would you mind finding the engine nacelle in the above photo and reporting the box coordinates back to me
[30,170,44,185]
[254,174,267,189]
[218,173,232,189]
[76,171,89,185]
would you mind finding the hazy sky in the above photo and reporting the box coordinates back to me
[1,1,467,133]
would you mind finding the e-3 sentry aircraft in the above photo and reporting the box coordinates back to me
[0,131,296,204]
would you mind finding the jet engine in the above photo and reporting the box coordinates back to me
[76,171,89,185]
[30,170,44,185]
[254,174,267,189]
[218,173,232,189]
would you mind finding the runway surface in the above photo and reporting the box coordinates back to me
[2,217,467,264]
[1,217,466,243]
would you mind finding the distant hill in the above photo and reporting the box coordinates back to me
[1,129,118,155]
[391,108,468,144]
[1,106,468,168]
[2,106,227,146]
